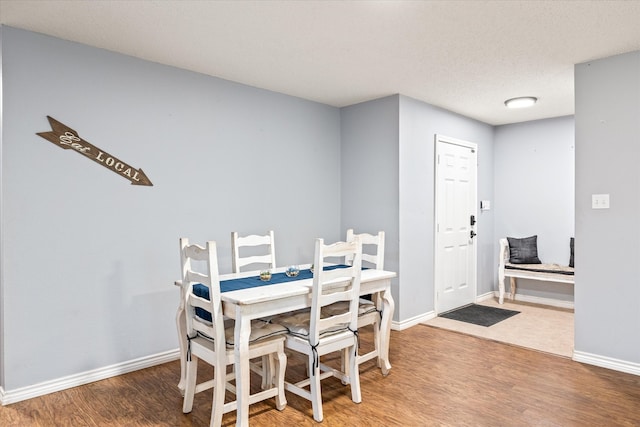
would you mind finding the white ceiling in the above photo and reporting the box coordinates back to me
[1,1,640,125]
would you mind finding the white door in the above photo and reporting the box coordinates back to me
[434,135,477,314]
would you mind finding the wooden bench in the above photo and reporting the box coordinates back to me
[498,238,574,304]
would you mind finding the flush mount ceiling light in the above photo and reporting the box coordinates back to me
[504,96,538,108]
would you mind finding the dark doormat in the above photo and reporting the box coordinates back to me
[440,304,520,327]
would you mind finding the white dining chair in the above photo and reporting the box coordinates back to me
[273,237,362,422]
[346,229,385,369]
[231,230,276,273]
[179,238,287,426]
[324,229,386,374]
[231,229,278,388]
[346,229,385,271]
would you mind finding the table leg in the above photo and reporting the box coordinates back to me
[378,282,395,376]
[235,309,251,427]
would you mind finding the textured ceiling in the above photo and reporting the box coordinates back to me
[1,1,640,125]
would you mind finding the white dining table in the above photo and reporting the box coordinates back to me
[175,264,396,427]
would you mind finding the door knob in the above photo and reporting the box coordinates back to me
[470,230,477,239]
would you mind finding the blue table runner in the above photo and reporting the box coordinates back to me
[192,265,349,322]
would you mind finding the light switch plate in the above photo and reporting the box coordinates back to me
[592,194,610,209]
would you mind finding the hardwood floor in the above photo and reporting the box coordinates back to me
[2,325,640,426]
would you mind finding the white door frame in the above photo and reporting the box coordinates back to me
[434,134,478,314]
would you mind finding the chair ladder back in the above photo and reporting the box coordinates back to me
[180,238,226,353]
[231,230,276,273]
[345,229,385,270]
[309,238,362,346]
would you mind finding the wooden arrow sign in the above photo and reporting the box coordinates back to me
[36,116,153,186]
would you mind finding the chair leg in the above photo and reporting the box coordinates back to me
[182,356,198,413]
[341,347,350,385]
[260,355,271,389]
[210,363,226,427]
[373,317,382,368]
[371,294,383,369]
[260,355,272,390]
[349,344,362,404]
[274,347,287,411]
[309,354,324,422]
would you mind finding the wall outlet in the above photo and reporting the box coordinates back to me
[592,194,610,209]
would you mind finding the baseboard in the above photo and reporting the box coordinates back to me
[493,291,574,309]
[476,292,495,303]
[390,291,495,331]
[1,349,179,405]
[573,350,640,376]
[390,292,501,330]
[392,311,435,331]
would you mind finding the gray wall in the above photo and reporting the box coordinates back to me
[493,116,575,302]
[340,95,494,323]
[398,95,494,320]
[575,51,640,362]
[340,95,400,310]
[1,26,342,391]
[0,26,4,391]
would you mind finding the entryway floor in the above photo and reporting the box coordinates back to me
[422,297,574,358]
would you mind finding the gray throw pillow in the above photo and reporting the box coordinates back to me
[569,237,574,268]
[507,235,542,264]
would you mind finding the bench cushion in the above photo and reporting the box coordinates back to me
[505,263,574,275]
